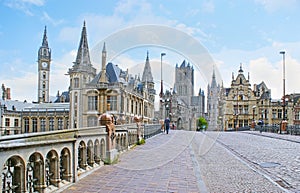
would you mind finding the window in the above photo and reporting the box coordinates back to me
[49,118,54,131]
[58,118,63,130]
[107,96,117,111]
[14,119,19,127]
[5,118,10,127]
[295,111,300,120]
[88,116,98,127]
[24,118,29,133]
[278,109,282,119]
[74,92,78,103]
[88,96,98,111]
[32,118,37,132]
[40,118,46,132]
[74,78,79,88]
[272,109,276,118]
[43,72,46,79]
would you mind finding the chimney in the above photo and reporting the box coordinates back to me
[6,88,11,100]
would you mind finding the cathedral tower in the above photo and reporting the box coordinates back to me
[38,26,51,103]
[68,21,96,128]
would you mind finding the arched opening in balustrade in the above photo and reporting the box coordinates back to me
[87,140,94,167]
[46,150,60,187]
[94,139,101,165]
[2,155,26,193]
[100,138,106,161]
[122,134,127,150]
[27,152,45,193]
[78,141,87,170]
[116,134,121,151]
[60,148,71,182]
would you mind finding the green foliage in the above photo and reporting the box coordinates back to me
[197,117,208,131]
[136,138,146,145]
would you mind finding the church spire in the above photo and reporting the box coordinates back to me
[142,51,154,83]
[75,21,91,66]
[99,42,108,83]
[211,67,217,88]
[42,26,48,48]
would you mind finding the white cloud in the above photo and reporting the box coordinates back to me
[4,0,45,16]
[202,0,215,13]
[41,12,64,26]
[254,0,298,12]
[214,41,300,100]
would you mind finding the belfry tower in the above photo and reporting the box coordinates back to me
[37,26,51,103]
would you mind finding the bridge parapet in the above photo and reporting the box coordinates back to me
[0,123,161,193]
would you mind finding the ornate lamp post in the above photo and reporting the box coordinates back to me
[280,51,286,134]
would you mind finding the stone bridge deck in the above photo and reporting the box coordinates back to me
[59,130,300,193]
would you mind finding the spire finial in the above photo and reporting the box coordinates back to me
[102,42,106,52]
[42,25,48,47]
[146,50,149,60]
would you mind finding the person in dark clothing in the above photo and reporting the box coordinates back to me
[164,118,170,134]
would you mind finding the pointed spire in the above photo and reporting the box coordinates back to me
[102,42,106,53]
[238,63,243,74]
[211,68,217,88]
[42,26,48,48]
[99,42,108,83]
[75,21,91,66]
[142,51,153,83]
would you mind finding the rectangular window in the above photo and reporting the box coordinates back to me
[88,96,98,111]
[49,118,54,131]
[278,109,282,119]
[5,118,10,127]
[58,118,63,130]
[32,118,37,132]
[74,78,79,88]
[24,118,29,133]
[272,109,276,118]
[40,118,46,132]
[107,96,117,111]
[295,111,300,120]
[14,119,19,127]
[88,116,97,127]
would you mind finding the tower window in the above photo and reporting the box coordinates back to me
[74,78,79,88]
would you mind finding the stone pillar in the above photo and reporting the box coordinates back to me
[99,113,117,164]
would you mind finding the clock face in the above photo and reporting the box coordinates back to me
[42,62,48,68]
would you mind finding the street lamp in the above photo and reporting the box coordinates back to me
[251,105,256,130]
[280,51,286,134]
[159,53,166,98]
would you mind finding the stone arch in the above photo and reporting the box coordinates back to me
[60,148,71,182]
[78,141,87,170]
[46,150,60,187]
[115,134,121,152]
[100,138,106,161]
[27,152,45,193]
[121,133,127,151]
[94,139,101,164]
[2,155,26,193]
[87,140,94,167]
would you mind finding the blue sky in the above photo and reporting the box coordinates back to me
[1,0,300,102]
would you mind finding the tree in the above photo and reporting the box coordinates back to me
[197,117,208,131]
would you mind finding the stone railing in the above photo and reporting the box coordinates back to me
[0,123,161,193]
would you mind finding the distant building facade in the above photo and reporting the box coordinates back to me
[68,22,156,129]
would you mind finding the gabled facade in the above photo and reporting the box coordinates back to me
[67,22,156,128]
[223,64,257,130]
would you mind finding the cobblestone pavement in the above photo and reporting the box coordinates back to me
[60,130,297,193]
[204,131,300,192]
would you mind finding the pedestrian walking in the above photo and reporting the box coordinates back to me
[164,117,170,134]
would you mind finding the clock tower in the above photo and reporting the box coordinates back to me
[37,26,51,103]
